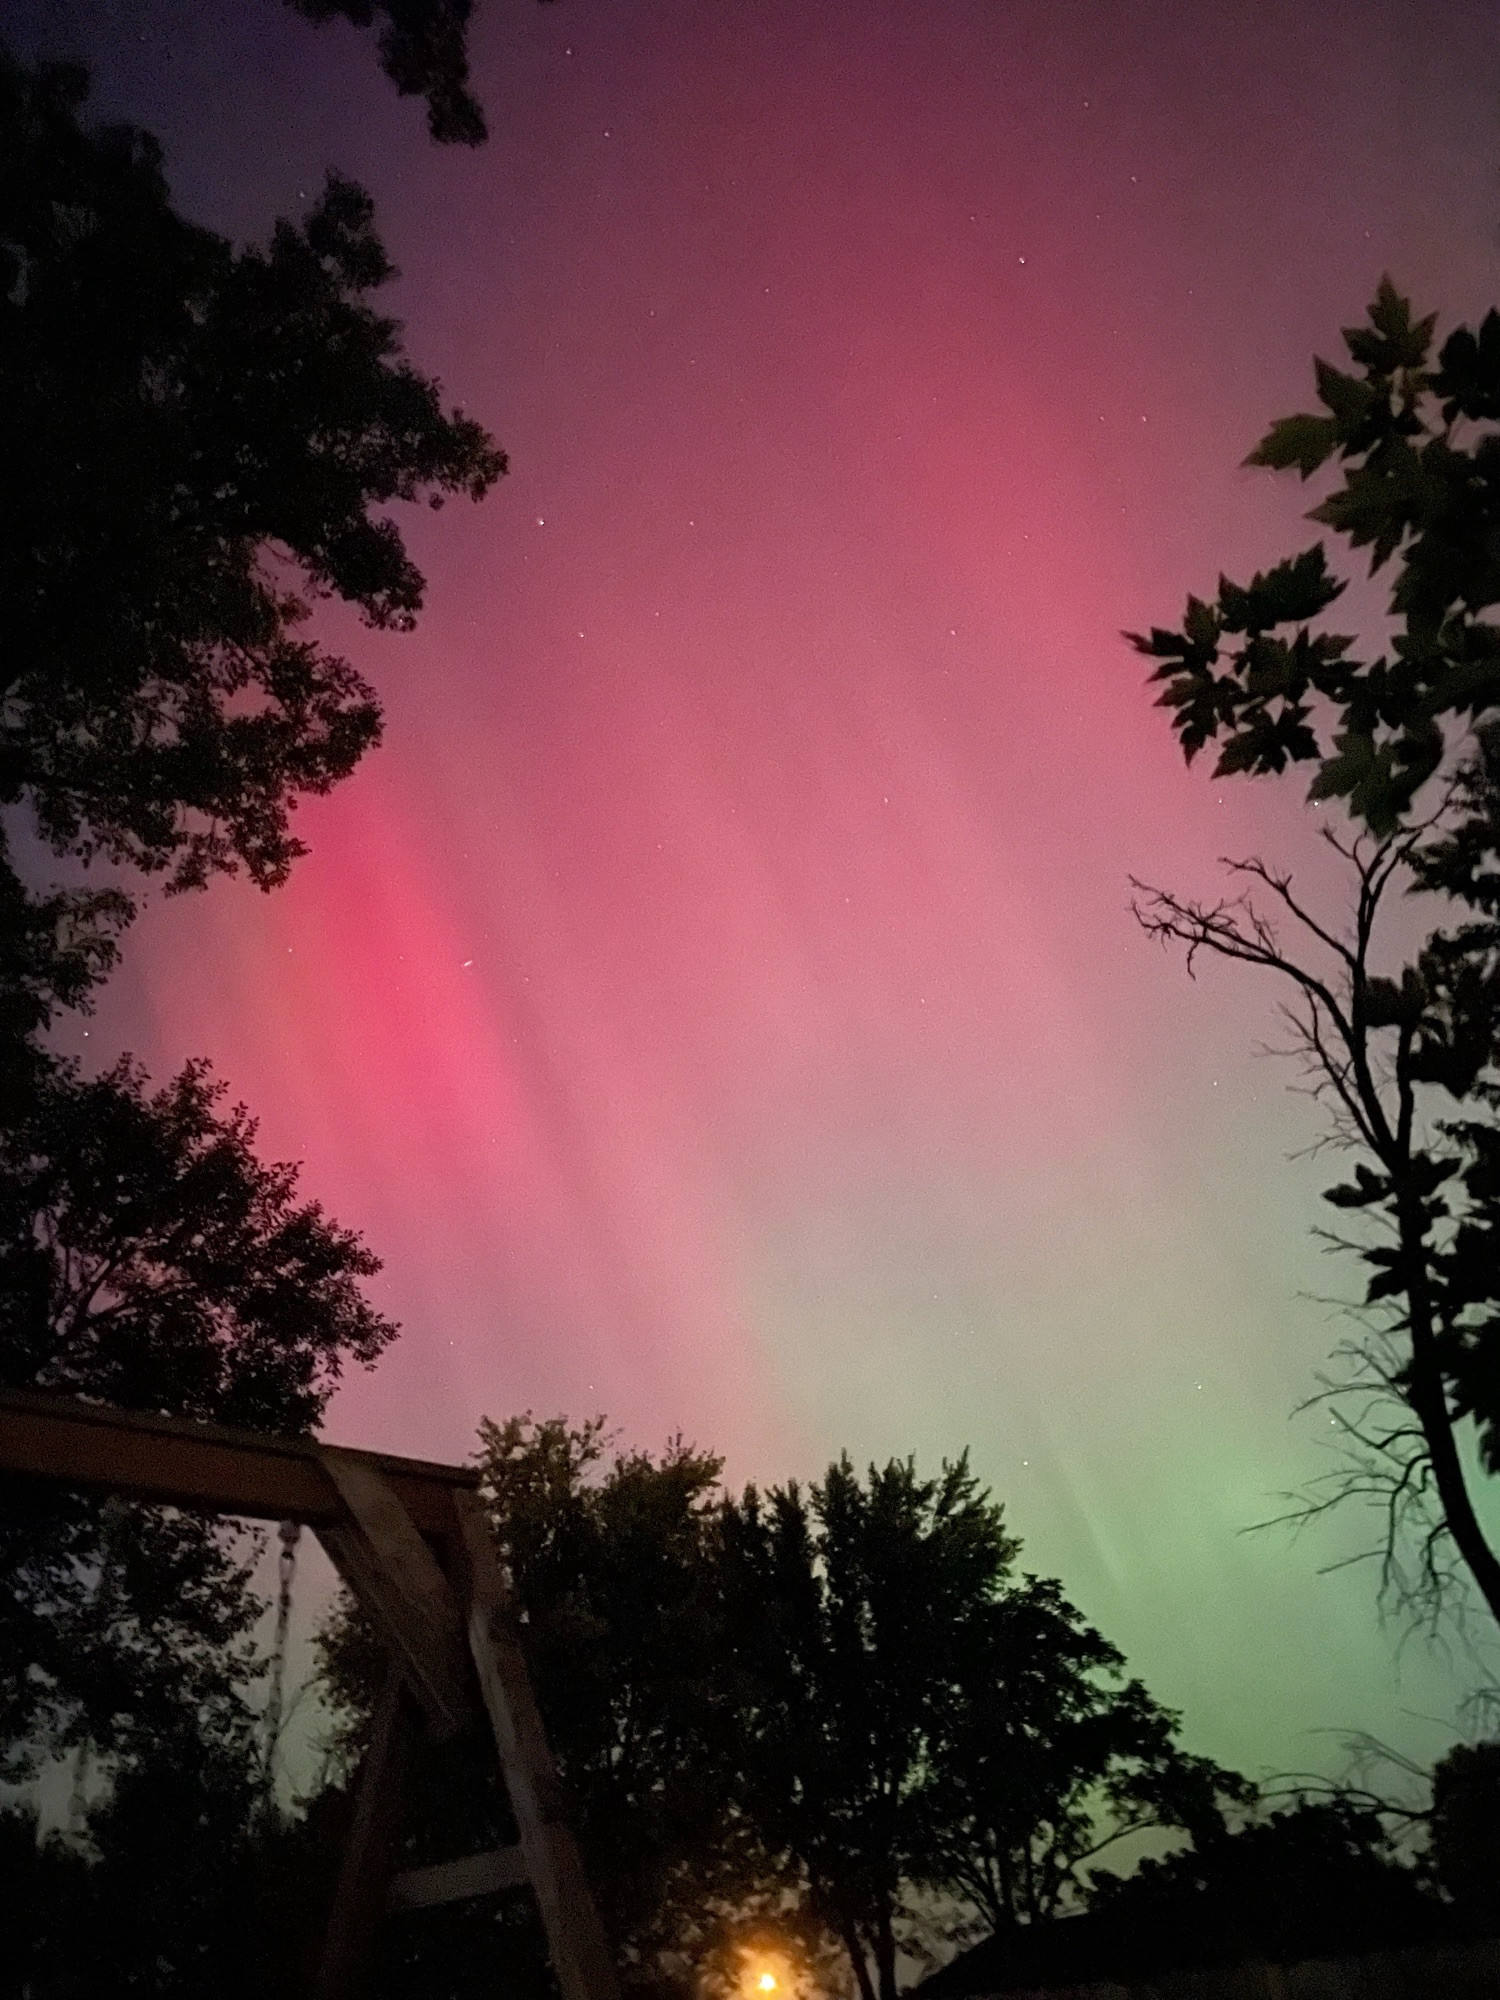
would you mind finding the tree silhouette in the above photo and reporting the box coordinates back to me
[318,1431,1243,1998]
[1,46,504,1078]
[1131,280,1500,1642]
[1,1056,397,1774]
[922,1794,1451,1995]
[0,40,497,1968]
[1429,1738,1500,1927]
[719,1455,1241,2000]
[1,1057,393,1430]
[286,0,496,146]
[930,1574,1246,1934]
[1,25,488,1784]
[1077,1798,1446,1978]
[319,1413,791,2000]
[473,1414,784,1989]
[720,1456,1013,2000]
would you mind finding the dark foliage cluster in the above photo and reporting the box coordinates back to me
[0,39,497,1991]
[1430,1739,1500,1921]
[1129,278,1500,837]
[287,0,494,146]
[1,48,503,1032]
[0,1057,394,1429]
[1086,1798,1446,1969]
[717,1455,1243,2000]
[317,1423,1247,2000]
[923,1796,1469,1998]
[1131,280,1500,1644]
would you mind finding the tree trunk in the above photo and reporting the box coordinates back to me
[1399,1196,1500,1627]
[837,1912,877,2000]
[874,1897,899,2000]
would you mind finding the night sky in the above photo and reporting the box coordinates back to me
[15,0,1500,1786]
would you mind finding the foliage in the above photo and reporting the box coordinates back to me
[1085,1797,1447,1967]
[1428,1738,1500,1924]
[923,1795,1452,1994]
[718,1455,1241,2000]
[475,1413,782,1987]
[1,30,457,1825]
[0,855,129,1124]
[718,1455,1017,2000]
[0,31,495,1993]
[0,1052,396,1783]
[0,1488,265,1791]
[318,1413,790,2000]
[0,1054,394,1428]
[1128,277,1500,838]
[317,1428,1239,2000]
[0,1057,398,1984]
[1131,282,1500,1643]
[287,0,494,146]
[3,1772,343,1997]
[0,1507,339,1994]
[0,45,505,1054]
[930,1574,1248,1934]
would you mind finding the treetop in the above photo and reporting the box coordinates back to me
[1127,278,1500,834]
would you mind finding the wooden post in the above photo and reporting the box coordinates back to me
[312,1665,416,2000]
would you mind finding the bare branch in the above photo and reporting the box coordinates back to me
[1130,878,1357,1054]
[1224,855,1357,971]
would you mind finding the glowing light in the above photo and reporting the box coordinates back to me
[756,1977,777,1993]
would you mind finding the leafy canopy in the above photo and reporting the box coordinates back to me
[1128,278,1500,834]
[0,34,489,1988]
[0,1054,397,1776]
[0,48,504,914]
[1129,280,1500,1636]
[720,1455,1241,2000]
[1083,1799,1446,1975]
[932,1572,1246,1934]
[320,1431,1242,2000]
[320,1413,779,2000]
[0,1055,396,1430]
[287,0,496,146]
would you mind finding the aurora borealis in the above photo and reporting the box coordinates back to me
[16,0,1500,1783]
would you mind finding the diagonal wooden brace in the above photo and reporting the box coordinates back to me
[315,1451,473,1742]
[453,1489,622,2000]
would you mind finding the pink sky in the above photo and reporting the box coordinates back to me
[26,0,1500,1779]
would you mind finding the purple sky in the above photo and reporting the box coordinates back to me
[18,0,1500,1783]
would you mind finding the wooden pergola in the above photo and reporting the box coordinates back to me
[0,1385,621,2000]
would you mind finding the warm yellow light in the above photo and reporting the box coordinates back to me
[756,1977,777,1992]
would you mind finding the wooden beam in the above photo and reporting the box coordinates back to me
[0,1386,477,1537]
[387,1845,528,1912]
